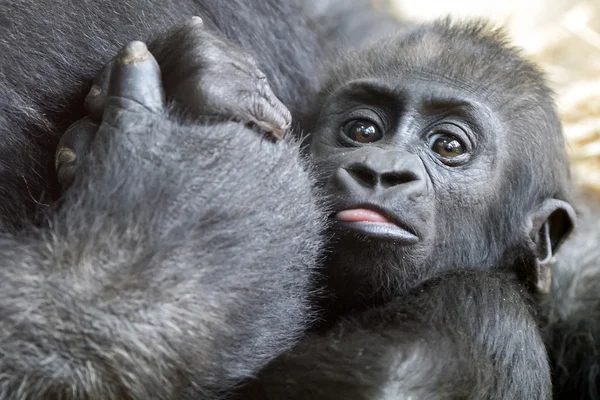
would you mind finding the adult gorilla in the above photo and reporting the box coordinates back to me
[1,1,325,398]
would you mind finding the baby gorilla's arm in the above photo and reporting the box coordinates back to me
[238,271,551,400]
[0,41,324,400]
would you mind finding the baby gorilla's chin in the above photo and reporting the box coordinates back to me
[328,229,431,273]
[325,235,435,306]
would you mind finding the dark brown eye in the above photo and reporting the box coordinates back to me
[430,134,465,158]
[343,120,382,143]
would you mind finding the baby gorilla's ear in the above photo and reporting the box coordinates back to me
[527,199,577,293]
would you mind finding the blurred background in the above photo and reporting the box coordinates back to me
[388,0,600,194]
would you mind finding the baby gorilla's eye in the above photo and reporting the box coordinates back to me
[430,134,465,158]
[343,120,382,143]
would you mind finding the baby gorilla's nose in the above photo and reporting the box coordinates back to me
[336,149,426,198]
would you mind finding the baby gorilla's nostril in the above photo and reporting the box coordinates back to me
[345,164,419,189]
[380,171,419,188]
[345,164,379,187]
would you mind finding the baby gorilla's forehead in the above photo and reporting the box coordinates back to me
[328,20,549,112]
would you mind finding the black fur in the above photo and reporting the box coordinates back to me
[239,270,549,399]
[300,0,413,52]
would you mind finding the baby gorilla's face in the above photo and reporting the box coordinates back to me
[308,70,514,297]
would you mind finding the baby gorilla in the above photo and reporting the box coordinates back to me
[241,22,578,397]
[58,18,575,400]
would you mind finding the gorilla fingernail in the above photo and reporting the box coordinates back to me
[54,147,77,171]
[88,85,102,98]
[118,41,150,65]
[191,16,204,26]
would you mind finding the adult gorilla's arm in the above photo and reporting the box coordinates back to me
[239,271,550,400]
[0,42,325,400]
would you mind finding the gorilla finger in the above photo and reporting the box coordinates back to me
[172,15,204,32]
[174,16,208,38]
[84,59,114,121]
[55,117,99,189]
[164,16,234,59]
[104,41,165,121]
[241,91,292,140]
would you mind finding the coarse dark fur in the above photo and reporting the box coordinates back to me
[300,0,413,52]
[0,1,327,399]
[0,54,327,400]
[0,1,584,399]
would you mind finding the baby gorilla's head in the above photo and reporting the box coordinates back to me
[308,19,575,312]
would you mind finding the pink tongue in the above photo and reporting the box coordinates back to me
[336,208,392,223]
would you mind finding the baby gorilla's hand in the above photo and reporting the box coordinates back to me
[152,17,292,139]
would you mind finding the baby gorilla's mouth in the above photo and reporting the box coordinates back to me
[334,207,419,243]
[336,209,393,224]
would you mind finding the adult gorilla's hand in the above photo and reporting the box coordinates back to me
[56,17,291,190]
[55,41,165,190]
